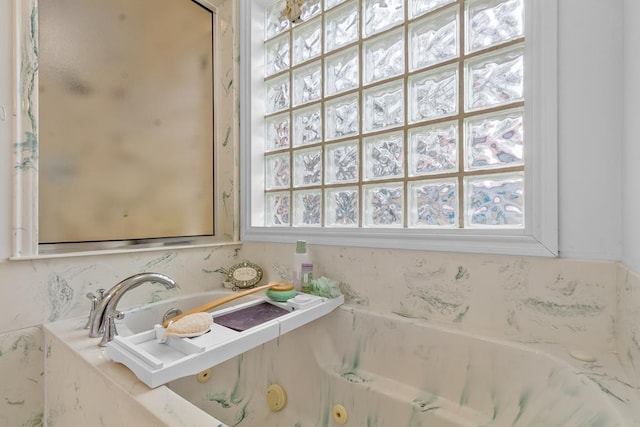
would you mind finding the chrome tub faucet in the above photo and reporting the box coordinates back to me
[86,272,178,346]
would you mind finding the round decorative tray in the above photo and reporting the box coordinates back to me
[226,261,264,290]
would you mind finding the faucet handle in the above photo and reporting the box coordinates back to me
[84,289,107,329]
[98,310,124,347]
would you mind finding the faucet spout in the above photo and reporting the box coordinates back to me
[88,272,178,342]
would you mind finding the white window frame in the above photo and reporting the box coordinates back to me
[240,0,558,257]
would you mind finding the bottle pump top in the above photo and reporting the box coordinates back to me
[296,240,307,254]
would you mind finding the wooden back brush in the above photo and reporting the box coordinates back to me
[162,281,294,330]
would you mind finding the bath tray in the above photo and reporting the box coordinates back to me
[106,293,344,388]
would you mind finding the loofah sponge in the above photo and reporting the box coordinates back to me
[308,276,343,298]
[165,312,213,337]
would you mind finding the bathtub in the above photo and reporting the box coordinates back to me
[44,290,640,426]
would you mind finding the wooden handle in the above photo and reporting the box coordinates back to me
[162,281,293,328]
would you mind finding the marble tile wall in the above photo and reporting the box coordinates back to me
[0,244,242,426]
[241,243,618,351]
[1,245,637,425]
[617,265,640,387]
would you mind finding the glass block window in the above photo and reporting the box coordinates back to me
[261,0,525,229]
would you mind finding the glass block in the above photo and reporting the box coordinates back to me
[266,191,290,226]
[408,179,458,227]
[467,0,523,53]
[408,121,458,176]
[465,109,523,171]
[265,112,290,151]
[363,131,404,181]
[409,7,458,71]
[325,0,348,10]
[363,28,404,85]
[363,183,403,227]
[325,94,359,140]
[465,172,524,227]
[293,147,322,187]
[292,103,322,147]
[265,0,290,40]
[293,189,321,226]
[300,0,322,21]
[325,0,359,53]
[325,46,359,96]
[325,140,359,184]
[265,152,290,189]
[292,17,321,65]
[410,0,456,18]
[408,65,457,124]
[265,74,290,114]
[362,0,404,38]
[292,61,321,106]
[363,79,404,133]
[325,187,359,226]
[466,45,523,111]
[265,34,290,77]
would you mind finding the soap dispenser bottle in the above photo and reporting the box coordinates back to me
[293,240,313,293]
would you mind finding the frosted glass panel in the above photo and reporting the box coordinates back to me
[467,0,523,53]
[363,80,404,133]
[265,113,290,151]
[363,29,404,84]
[325,141,359,184]
[39,0,214,243]
[325,0,348,10]
[326,187,359,226]
[325,1,359,52]
[409,179,458,227]
[265,34,290,77]
[465,109,524,171]
[408,66,458,123]
[410,0,456,18]
[362,0,404,37]
[265,0,290,40]
[363,131,404,181]
[325,94,359,140]
[259,0,529,232]
[300,0,322,20]
[292,18,321,65]
[292,61,321,106]
[293,147,322,187]
[265,74,290,113]
[363,184,403,227]
[466,46,523,111]
[293,104,322,147]
[325,46,359,96]
[465,173,524,227]
[409,7,458,71]
[408,122,458,176]
[265,153,290,189]
[293,190,322,226]
[266,192,290,225]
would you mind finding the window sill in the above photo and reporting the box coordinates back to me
[242,227,557,257]
[9,240,242,261]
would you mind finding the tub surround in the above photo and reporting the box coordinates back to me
[0,244,243,426]
[241,243,618,352]
[3,243,640,425]
[44,317,223,427]
[44,304,640,426]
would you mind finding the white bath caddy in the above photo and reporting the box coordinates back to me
[106,293,344,388]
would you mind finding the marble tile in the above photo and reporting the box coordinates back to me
[616,265,640,387]
[0,328,44,427]
[167,306,636,426]
[240,243,617,350]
